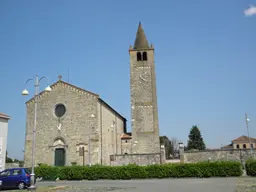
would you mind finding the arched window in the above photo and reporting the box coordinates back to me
[236,144,240,149]
[243,144,246,149]
[137,52,142,61]
[142,52,147,61]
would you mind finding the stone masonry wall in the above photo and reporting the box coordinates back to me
[130,49,160,155]
[183,149,256,163]
[110,145,166,166]
[110,153,161,166]
[24,81,99,167]
[99,101,125,166]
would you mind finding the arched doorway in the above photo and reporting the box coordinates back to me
[53,138,66,166]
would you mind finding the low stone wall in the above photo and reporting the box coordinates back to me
[165,159,180,164]
[110,153,162,166]
[183,149,256,163]
[5,163,19,169]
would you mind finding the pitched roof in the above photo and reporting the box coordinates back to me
[26,80,98,104]
[221,144,233,149]
[25,79,127,122]
[133,22,150,50]
[232,135,256,142]
[0,113,11,120]
[121,133,132,140]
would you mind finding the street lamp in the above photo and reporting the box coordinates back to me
[22,75,51,190]
[245,113,253,154]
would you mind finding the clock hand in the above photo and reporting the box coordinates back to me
[139,74,148,82]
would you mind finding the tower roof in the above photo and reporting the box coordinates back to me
[133,22,149,50]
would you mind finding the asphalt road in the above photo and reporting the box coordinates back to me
[37,177,237,191]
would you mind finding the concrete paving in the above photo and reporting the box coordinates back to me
[37,177,238,191]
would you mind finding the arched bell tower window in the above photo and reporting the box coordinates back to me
[137,52,142,61]
[142,52,147,61]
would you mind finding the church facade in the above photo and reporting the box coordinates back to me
[24,23,164,167]
[24,79,127,167]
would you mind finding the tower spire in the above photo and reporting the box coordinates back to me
[133,22,149,50]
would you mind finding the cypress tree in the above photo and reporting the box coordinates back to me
[187,125,206,150]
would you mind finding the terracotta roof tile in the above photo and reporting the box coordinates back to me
[0,112,11,120]
[232,135,256,142]
[121,133,132,140]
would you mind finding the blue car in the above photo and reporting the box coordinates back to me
[0,167,32,190]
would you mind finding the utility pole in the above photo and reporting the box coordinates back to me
[245,113,253,154]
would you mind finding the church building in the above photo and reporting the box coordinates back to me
[23,76,127,166]
[24,23,163,167]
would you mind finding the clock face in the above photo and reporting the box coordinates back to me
[139,71,150,83]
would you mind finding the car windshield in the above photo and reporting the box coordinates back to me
[24,168,31,174]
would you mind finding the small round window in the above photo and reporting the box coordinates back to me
[55,104,66,118]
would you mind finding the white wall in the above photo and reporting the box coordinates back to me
[0,118,9,171]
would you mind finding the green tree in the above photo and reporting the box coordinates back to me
[160,136,173,159]
[187,125,206,150]
[160,136,180,159]
[5,151,13,163]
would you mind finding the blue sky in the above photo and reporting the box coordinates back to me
[1,0,256,160]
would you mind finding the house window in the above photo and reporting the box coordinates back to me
[243,144,246,149]
[251,144,254,149]
[236,144,239,149]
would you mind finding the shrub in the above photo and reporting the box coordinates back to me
[245,158,256,176]
[34,161,242,181]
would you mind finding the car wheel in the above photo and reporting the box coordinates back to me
[18,182,25,190]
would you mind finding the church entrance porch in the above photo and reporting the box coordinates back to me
[54,148,65,166]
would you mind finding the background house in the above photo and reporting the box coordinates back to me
[221,135,256,150]
[0,112,11,171]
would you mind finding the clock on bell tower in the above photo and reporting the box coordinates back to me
[129,22,160,154]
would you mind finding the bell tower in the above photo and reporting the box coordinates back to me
[129,22,160,154]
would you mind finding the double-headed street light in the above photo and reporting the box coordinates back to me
[22,75,52,190]
[245,113,253,154]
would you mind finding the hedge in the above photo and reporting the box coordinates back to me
[33,161,242,180]
[245,158,256,176]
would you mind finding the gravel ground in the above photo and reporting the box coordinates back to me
[8,177,256,192]
[37,178,237,192]
[236,177,256,192]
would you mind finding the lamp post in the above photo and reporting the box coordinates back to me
[245,113,253,154]
[22,75,52,190]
